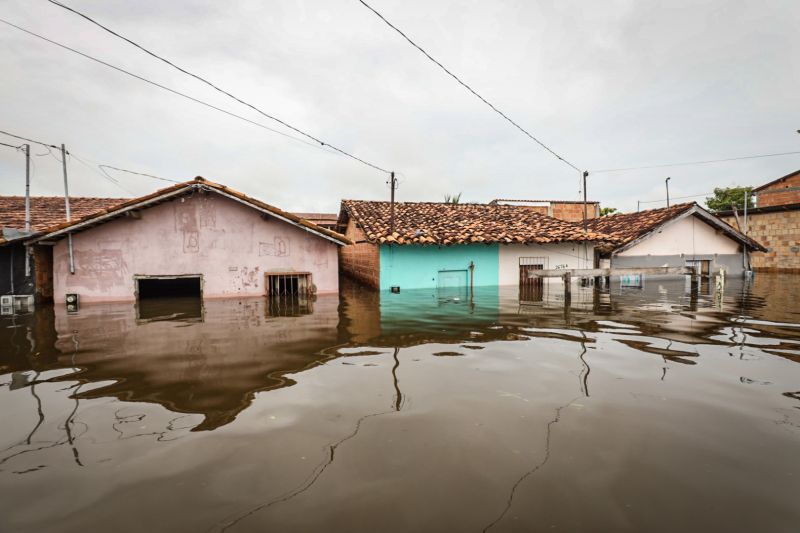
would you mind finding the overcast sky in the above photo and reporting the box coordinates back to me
[1,0,798,214]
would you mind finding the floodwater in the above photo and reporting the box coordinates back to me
[1,275,799,533]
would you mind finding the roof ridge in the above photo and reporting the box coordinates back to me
[29,179,351,246]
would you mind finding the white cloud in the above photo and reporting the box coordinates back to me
[1,0,798,213]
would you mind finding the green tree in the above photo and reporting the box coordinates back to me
[600,207,618,216]
[705,186,754,212]
[443,192,462,204]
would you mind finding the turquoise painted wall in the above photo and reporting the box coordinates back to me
[379,244,499,290]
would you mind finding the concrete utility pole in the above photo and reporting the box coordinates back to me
[582,171,589,233]
[665,176,671,208]
[24,144,30,232]
[61,144,75,274]
[389,171,396,234]
[24,144,31,277]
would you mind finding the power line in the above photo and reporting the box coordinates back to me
[98,164,178,184]
[356,0,580,172]
[0,18,346,160]
[592,150,800,174]
[0,141,23,150]
[0,127,174,193]
[639,192,711,204]
[0,129,61,151]
[44,0,391,174]
[69,152,135,195]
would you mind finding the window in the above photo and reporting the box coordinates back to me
[266,272,312,296]
[685,259,710,276]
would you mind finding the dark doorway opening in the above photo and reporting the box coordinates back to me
[136,276,202,299]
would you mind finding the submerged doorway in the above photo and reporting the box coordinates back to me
[134,275,204,323]
[135,275,203,299]
[437,269,468,302]
[519,257,546,303]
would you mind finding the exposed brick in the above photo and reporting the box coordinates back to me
[756,172,800,208]
[338,219,380,289]
[721,209,800,272]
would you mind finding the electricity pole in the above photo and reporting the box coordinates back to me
[582,171,589,233]
[61,144,75,274]
[24,144,31,277]
[389,171,396,234]
[665,176,671,208]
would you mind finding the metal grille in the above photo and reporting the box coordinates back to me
[519,256,548,268]
[519,258,546,303]
[266,273,311,296]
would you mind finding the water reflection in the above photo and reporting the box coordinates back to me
[0,274,799,532]
[2,276,799,435]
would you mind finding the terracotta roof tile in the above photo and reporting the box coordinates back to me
[0,195,129,232]
[585,203,695,247]
[585,202,766,253]
[340,200,614,245]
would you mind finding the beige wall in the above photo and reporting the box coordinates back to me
[618,215,740,257]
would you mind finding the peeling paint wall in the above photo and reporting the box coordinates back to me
[52,192,340,302]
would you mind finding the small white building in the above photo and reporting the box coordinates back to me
[587,203,765,276]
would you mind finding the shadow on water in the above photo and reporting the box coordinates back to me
[1,274,799,532]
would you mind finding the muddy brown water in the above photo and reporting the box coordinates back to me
[1,275,799,532]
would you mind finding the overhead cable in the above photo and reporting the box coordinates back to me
[99,164,178,183]
[356,0,580,172]
[44,0,391,174]
[69,152,136,195]
[639,193,711,204]
[0,126,175,191]
[592,150,800,174]
[0,128,61,150]
[0,18,347,160]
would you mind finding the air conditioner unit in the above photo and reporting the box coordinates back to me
[0,295,34,314]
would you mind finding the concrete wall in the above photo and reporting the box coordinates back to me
[338,218,380,289]
[721,209,800,273]
[377,242,594,290]
[53,192,340,302]
[498,243,594,285]
[611,253,746,276]
[379,243,499,291]
[618,215,740,257]
[756,172,800,207]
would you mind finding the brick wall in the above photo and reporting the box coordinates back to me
[551,202,600,222]
[721,209,800,272]
[338,219,380,289]
[32,244,53,302]
[755,172,800,208]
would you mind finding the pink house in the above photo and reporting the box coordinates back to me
[30,178,349,303]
